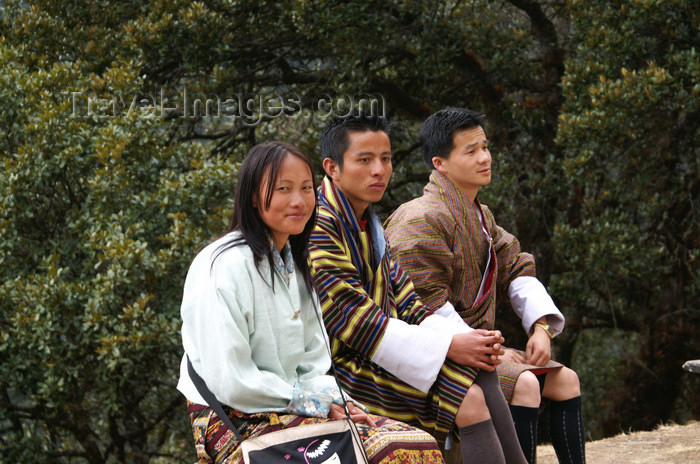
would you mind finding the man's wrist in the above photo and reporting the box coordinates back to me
[531,322,556,339]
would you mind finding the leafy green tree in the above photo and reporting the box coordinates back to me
[0,40,236,463]
[552,0,700,436]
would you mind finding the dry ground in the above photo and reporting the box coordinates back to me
[536,420,700,464]
[442,421,699,463]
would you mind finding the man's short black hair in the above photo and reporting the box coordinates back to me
[320,113,393,169]
[421,108,486,170]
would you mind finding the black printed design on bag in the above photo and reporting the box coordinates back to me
[248,430,359,463]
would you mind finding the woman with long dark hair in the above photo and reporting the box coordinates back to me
[177,141,445,463]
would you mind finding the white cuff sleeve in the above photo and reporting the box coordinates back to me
[370,318,452,393]
[508,276,565,336]
[420,301,474,335]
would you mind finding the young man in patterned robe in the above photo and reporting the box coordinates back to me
[384,108,586,464]
[308,114,528,464]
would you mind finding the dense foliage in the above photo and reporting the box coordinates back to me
[553,0,700,435]
[1,0,698,462]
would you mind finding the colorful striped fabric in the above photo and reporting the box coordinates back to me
[309,177,478,442]
[495,350,561,402]
[385,170,537,326]
[188,402,446,463]
[385,170,557,402]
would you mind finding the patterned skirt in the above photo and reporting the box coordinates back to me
[187,402,445,464]
[496,349,563,403]
[332,353,477,444]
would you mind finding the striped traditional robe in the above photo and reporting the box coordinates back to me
[309,176,478,442]
[385,170,559,401]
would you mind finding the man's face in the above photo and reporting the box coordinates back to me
[323,130,393,217]
[433,126,491,200]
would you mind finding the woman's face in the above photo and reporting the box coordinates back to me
[258,153,316,251]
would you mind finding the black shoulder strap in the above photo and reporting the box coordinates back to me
[186,355,243,442]
[186,298,368,463]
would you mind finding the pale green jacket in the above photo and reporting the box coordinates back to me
[177,232,337,413]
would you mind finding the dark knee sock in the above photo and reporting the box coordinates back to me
[548,396,586,464]
[459,419,506,464]
[475,370,527,464]
[510,405,539,464]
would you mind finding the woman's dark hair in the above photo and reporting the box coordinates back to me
[213,141,318,293]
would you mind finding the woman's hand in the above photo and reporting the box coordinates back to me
[329,402,377,427]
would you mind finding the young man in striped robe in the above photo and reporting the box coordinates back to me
[308,113,527,464]
[384,108,586,464]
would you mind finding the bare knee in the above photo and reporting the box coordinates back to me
[455,383,490,427]
[542,367,580,401]
[510,370,541,407]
